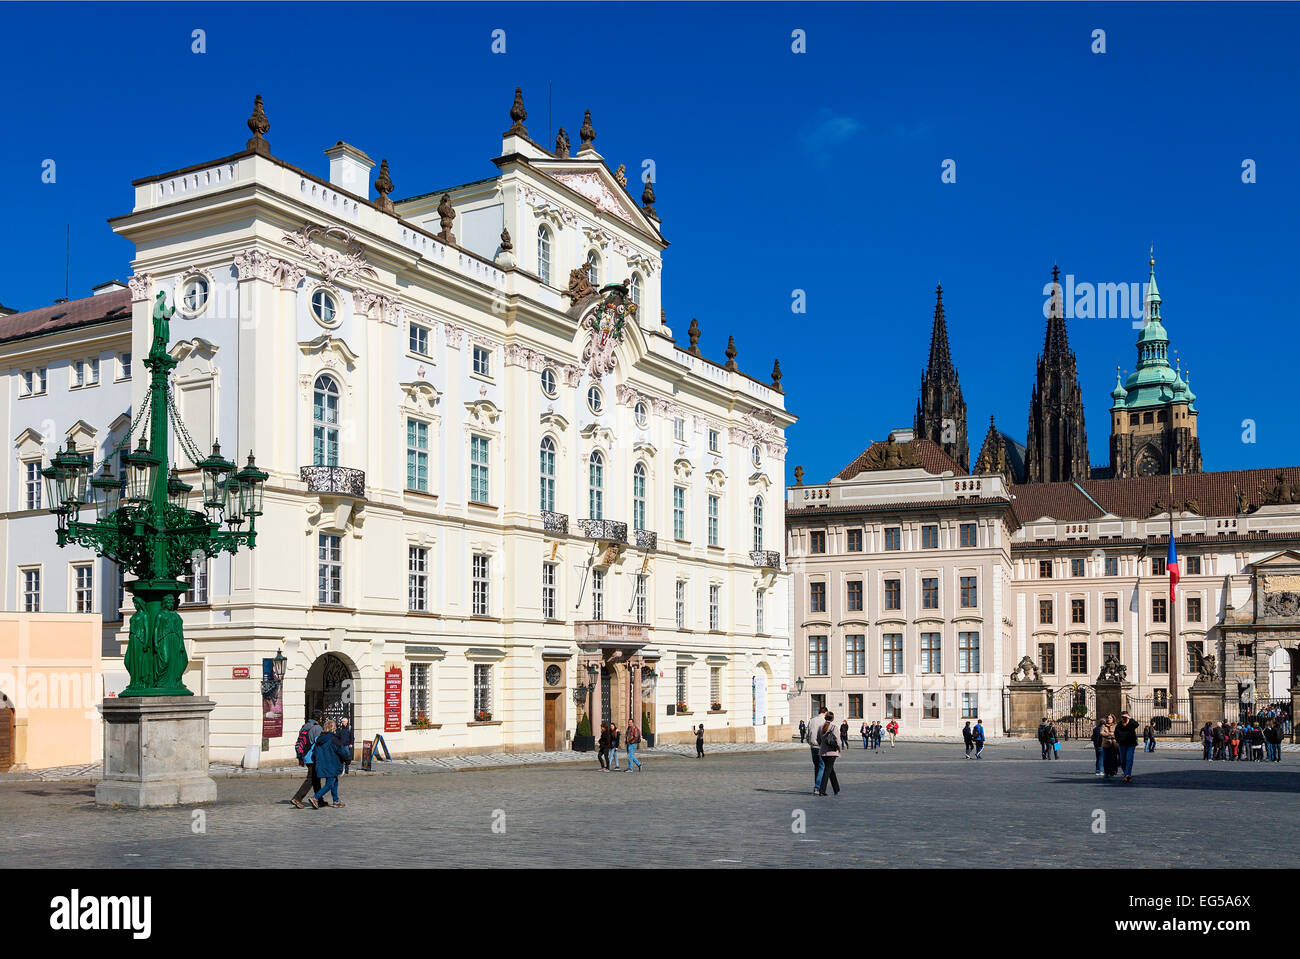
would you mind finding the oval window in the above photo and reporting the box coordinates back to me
[541,367,558,398]
[180,276,209,316]
[634,401,648,428]
[587,386,603,414]
[311,288,340,327]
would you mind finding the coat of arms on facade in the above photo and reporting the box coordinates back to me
[580,282,637,380]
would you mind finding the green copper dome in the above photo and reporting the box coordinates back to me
[1114,255,1189,411]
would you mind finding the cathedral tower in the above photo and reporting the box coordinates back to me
[914,284,969,471]
[1025,266,1090,483]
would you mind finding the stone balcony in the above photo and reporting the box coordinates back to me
[541,510,569,534]
[750,549,782,570]
[578,518,628,543]
[300,465,366,497]
[574,620,649,650]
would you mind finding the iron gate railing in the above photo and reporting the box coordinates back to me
[1127,696,1194,737]
[1239,698,1292,730]
[1046,683,1095,740]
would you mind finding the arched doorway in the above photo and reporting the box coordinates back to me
[1268,647,1294,699]
[0,692,14,771]
[305,653,356,730]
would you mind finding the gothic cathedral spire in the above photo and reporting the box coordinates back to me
[914,284,969,472]
[1025,265,1090,483]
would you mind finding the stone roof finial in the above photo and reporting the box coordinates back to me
[641,176,658,219]
[500,227,513,252]
[374,159,395,214]
[687,317,701,356]
[794,465,805,486]
[246,94,270,155]
[555,127,570,158]
[579,110,596,152]
[614,164,627,188]
[437,194,457,245]
[724,335,738,371]
[508,87,528,137]
[771,359,783,393]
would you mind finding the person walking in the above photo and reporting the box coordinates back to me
[808,707,827,793]
[1100,714,1120,779]
[1211,721,1226,761]
[610,722,622,771]
[1038,718,1050,760]
[1047,720,1060,759]
[626,718,643,772]
[307,720,352,809]
[972,718,986,759]
[1200,722,1214,761]
[337,716,355,775]
[1090,718,1104,776]
[290,710,324,808]
[1115,710,1139,782]
[694,722,705,758]
[962,721,974,758]
[840,718,850,754]
[1249,723,1265,762]
[1142,722,1156,754]
[1265,720,1283,763]
[860,721,869,749]
[887,719,898,747]
[798,719,807,744]
[817,711,841,796]
[597,721,611,770]
[873,722,884,750]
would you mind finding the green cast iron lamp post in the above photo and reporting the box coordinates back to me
[44,291,267,697]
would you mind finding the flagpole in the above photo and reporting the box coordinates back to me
[1168,468,1178,715]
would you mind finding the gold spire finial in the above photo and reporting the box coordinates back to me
[1149,244,1155,267]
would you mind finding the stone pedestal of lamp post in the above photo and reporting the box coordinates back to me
[95,696,218,807]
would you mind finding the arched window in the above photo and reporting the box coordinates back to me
[586,251,600,286]
[539,437,556,513]
[633,462,647,531]
[588,450,604,519]
[753,496,764,552]
[312,374,340,466]
[537,226,552,286]
[629,272,642,308]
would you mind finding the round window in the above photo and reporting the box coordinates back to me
[751,444,762,468]
[179,276,209,316]
[541,367,558,398]
[545,664,562,686]
[634,401,648,428]
[311,288,340,327]
[587,385,603,414]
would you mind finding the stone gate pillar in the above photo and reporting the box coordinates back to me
[1095,653,1132,723]
[1006,655,1047,737]
[1188,652,1226,739]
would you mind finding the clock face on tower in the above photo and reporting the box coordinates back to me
[1137,454,1162,477]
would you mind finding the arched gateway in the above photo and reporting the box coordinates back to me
[305,652,357,729]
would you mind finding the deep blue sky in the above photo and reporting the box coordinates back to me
[2,2,1296,484]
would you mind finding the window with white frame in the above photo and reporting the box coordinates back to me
[73,358,100,388]
[675,666,688,708]
[587,385,603,414]
[406,419,429,492]
[882,633,903,674]
[470,434,490,504]
[409,663,430,724]
[24,460,41,510]
[72,564,94,613]
[22,568,40,612]
[846,634,866,675]
[629,272,642,308]
[183,556,209,605]
[408,546,428,612]
[809,635,828,676]
[675,579,686,629]
[634,401,648,428]
[588,450,604,519]
[318,534,342,605]
[473,663,492,716]
[586,250,600,285]
[884,527,901,550]
[409,322,430,356]
[709,584,720,631]
[921,632,942,674]
[755,589,765,634]
[673,417,686,442]
[472,554,490,616]
[312,374,341,467]
[673,486,686,540]
[540,367,558,397]
[118,352,132,380]
[539,437,556,513]
[710,667,722,708]
[591,568,605,620]
[708,429,720,453]
[632,463,647,531]
[751,444,762,469]
[472,345,491,377]
[961,692,979,719]
[707,494,719,547]
[542,562,558,620]
[959,522,977,547]
[635,574,647,625]
[311,288,339,326]
[960,575,977,607]
[537,226,552,286]
[923,692,939,719]
[752,496,764,551]
[958,632,981,673]
[21,368,48,395]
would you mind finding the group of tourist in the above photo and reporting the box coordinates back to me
[1089,711,1141,782]
[596,719,644,772]
[961,720,987,758]
[1036,719,1061,759]
[805,708,842,796]
[289,711,355,809]
[1200,720,1286,762]
[797,717,897,750]
[1244,702,1292,735]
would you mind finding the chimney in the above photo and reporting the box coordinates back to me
[324,141,375,196]
[92,280,128,296]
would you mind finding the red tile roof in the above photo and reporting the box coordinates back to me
[835,438,966,481]
[0,289,131,344]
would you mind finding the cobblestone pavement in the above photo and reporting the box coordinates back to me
[2,741,1296,868]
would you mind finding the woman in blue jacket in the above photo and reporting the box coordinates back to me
[309,720,353,809]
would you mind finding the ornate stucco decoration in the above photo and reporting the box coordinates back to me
[578,422,615,448]
[127,274,153,301]
[705,468,726,491]
[298,335,360,373]
[540,409,570,433]
[551,171,636,225]
[581,225,612,251]
[281,225,378,286]
[633,440,658,460]
[673,458,693,481]
[464,399,501,428]
[353,288,397,326]
[579,284,635,380]
[562,364,584,388]
[857,439,920,471]
[233,249,307,291]
[626,250,659,276]
[521,186,576,228]
[443,322,464,349]
[399,381,441,414]
[505,343,549,371]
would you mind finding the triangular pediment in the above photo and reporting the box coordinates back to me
[13,427,47,454]
[528,161,662,240]
[1252,549,1300,570]
[299,334,360,371]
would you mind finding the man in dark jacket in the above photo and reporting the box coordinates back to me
[962,721,974,758]
[337,717,355,774]
[308,720,353,809]
[798,720,807,743]
[1091,720,1104,776]
[1115,711,1140,782]
[1046,721,1059,759]
[1037,719,1050,759]
[1211,721,1225,760]
[290,711,324,807]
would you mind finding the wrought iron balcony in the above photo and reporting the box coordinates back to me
[750,549,782,570]
[300,465,366,498]
[578,518,627,543]
[541,510,569,534]
[634,529,658,551]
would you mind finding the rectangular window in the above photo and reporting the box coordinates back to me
[960,575,977,608]
[709,585,720,631]
[1150,640,1169,674]
[183,557,209,605]
[882,634,902,674]
[1102,641,1121,663]
[885,527,901,551]
[542,562,558,620]
[635,574,648,625]
[921,525,938,549]
[73,564,94,613]
[592,569,605,621]
[847,529,863,552]
[1186,596,1202,622]
[472,345,491,377]
[708,429,720,453]
[472,554,490,616]
[920,632,942,674]
[20,369,33,395]
[673,417,685,442]
[409,323,430,356]
[24,461,42,510]
[811,694,827,716]
[806,582,826,613]
[922,693,939,720]
[675,580,686,629]
[884,578,901,610]
[961,693,979,719]
[707,494,719,547]
[1070,642,1088,675]
[848,694,863,719]
[673,486,686,540]
[1039,599,1053,624]
[1186,640,1204,674]
[809,530,826,554]
[88,358,99,385]
[72,359,84,387]
[1071,598,1086,624]
[1038,642,1056,675]
[710,667,722,709]
[1151,597,1167,623]
[406,419,429,492]
[408,547,428,612]
[885,693,901,720]
[921,577,939,610]
[118,353,132,380]
[755,589,766,634]
[1105,556,1119,576]
[845,634,865,675]
[958,632,981,673]
[317,534,341,605]
[1185,555,1201,575]
[1071,558,1085,577]
[409,663,430,724]
[1104,597,1119,622]
[1153,557,1166,576]
[1039,560,1052,578]
[959,523,977,548]
[847,580,863,612]
[473,663,492,716]
[469,434,490,504]
[677,666,689,708]
[809,635,828,676]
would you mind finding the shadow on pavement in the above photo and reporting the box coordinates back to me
[1048,768,1300,793]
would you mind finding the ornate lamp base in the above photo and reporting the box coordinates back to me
[96,695,217,807]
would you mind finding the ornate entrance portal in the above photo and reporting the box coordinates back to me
[306,653,355,730]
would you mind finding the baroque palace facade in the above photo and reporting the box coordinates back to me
[787,262,1300,738]
[0,92,795,763]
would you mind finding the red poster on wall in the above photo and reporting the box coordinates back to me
[384,668,402,733]
[261,658,283,739]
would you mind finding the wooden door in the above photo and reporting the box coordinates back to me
[0,705,13,771]
[544,692,561,751]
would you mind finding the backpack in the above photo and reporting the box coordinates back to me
[821,724,839,752]
[295,723,318,761]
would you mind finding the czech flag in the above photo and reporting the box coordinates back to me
[1167,534,1180,602]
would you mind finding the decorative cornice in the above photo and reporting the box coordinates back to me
[353,287,397,326]
[127,274,153,301]
[281,225,378,286]
[233,248,306,290]
[443,321,464,349]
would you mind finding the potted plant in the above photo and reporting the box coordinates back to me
[572,713,595,752]
[677,701,689,713]
[475,709,493,722]
[711,701,723,712]
[412,714,433,729]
